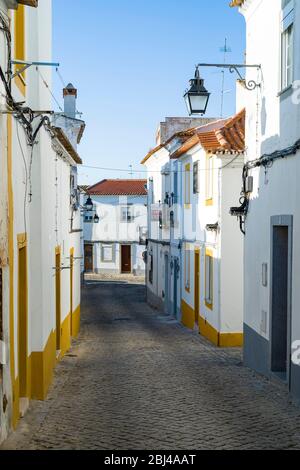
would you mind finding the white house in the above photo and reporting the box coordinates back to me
[142,117,214,314]
[143,112,245,347]
[230,0,300,402]
[83,180,147,277]
[0,0,84,443]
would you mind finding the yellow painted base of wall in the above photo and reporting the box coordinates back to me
[72,305,81,338]
[181,300,196,330]
[12,304,82,426]
[59,313,71,359]
[199,317,243,347]
[31,330,56,400]
[12,377,20,430]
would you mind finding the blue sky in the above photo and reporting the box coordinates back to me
[52,0,245,184]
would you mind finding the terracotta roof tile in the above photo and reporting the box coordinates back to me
[88,179,147,196]
[198,109,245,153]
[170,109,245,158]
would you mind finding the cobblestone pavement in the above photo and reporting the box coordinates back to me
[84,273,145,284]
[2,281,300,450]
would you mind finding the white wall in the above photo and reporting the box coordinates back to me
[240,0,300,344]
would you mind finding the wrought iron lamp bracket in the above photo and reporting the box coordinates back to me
[197,63,262,91]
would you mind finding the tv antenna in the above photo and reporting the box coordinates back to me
[219,38,232,118]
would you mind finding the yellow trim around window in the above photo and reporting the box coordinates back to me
[14,5,26,96]
[205,248,214,311]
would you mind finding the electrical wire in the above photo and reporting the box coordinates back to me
[55,67,66,88]
[0,11,12,90]
[55,67,83,117]
[16,121,28,244]
[36,67,63,112]
[79,156,243,174]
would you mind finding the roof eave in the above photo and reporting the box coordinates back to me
[51,126,83,165]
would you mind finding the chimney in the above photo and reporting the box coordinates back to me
[63,83,77,119]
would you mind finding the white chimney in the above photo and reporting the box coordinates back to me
[63,83,77,119]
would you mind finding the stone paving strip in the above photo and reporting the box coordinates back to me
[1,281,300,450]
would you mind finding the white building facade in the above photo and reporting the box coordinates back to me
[143,113,245,347]
[231,0,300,401]
[0,0,84,443]
[83,180,147,277]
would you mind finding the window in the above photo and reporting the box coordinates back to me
[185,164,191,205]
[84,214,93,223]
[121,206,134,223]
[101,244,114,263]
[281,1,294,90]
[193,161,200,194]
[206,155,214,203]
[184,244,191,292]
[205,251,213,310]
[281,24,294,89]
[173,169,178,204]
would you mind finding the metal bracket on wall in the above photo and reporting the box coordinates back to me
[197,63,262,91]
[11,60,60,80]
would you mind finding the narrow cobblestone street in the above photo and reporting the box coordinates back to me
[2,280,300,450]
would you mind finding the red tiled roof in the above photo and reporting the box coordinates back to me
[198,109,245,152]
[88,179,147,196]
[170,109,245,158]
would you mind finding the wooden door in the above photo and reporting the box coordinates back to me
[194,251,200,325]
[18,246,28,397]
[84,244,93,272]
[56,251,61,351]
[121,245,131,273]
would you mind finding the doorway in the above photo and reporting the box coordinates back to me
[270,216,293,384]
[164,254,169,314]
[84,244,94,272]
[173,258,178,318]
[55,249,61,352]
[121,245,131,273]
[18,245,28,398]
[194,251,200,326]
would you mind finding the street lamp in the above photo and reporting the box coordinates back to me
[184,66,210,116]
[94,213,100,224]
[84,196,93,212]
[184,63,262,116]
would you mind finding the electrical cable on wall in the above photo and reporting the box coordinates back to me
[230,138,300,235]
[16,121,28,243]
